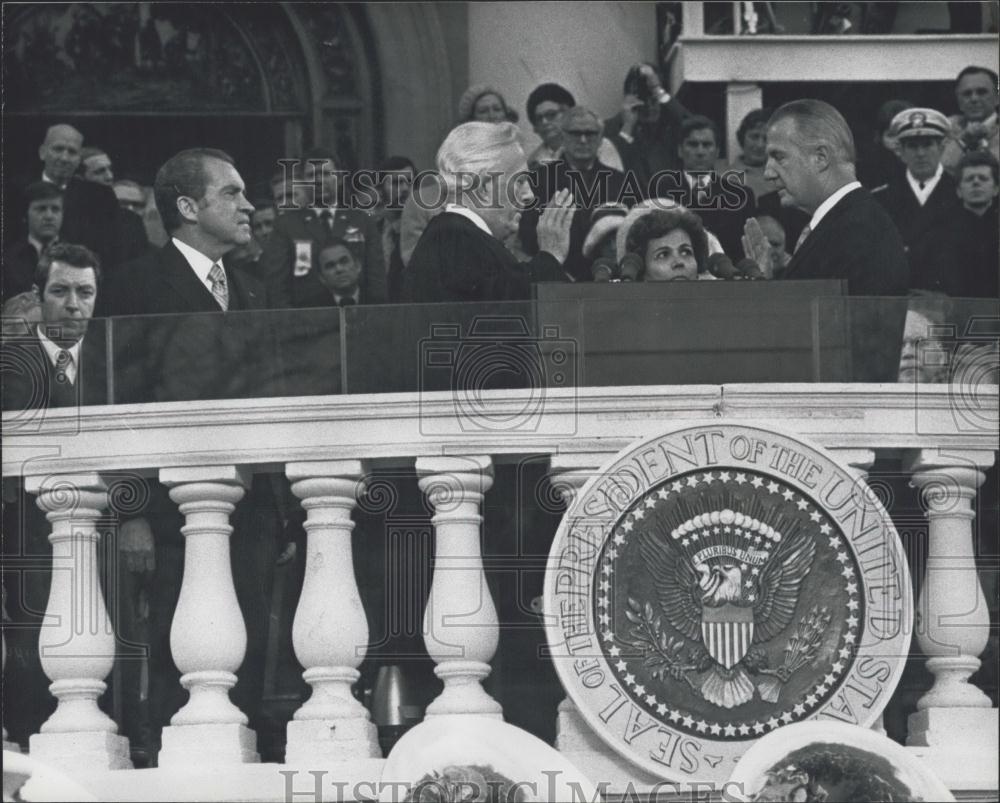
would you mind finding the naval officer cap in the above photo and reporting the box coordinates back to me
[889,107,950,141]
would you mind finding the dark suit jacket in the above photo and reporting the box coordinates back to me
[402,212,565,303]
[782,187,909,296]
[2,240,41,303]
[871,173,960,293]
[257,207,386,309]
[2,327,108,413]
[107,240,268,317]
[58,178,124,274]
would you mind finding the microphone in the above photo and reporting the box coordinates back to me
[735,258,765,280]
[706,252,737,280]
[618,252,643,282]
[591,256,617,282]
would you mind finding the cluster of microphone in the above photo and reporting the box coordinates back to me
[590,252,766,282]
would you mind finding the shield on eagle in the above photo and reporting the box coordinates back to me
[702,604,754,669]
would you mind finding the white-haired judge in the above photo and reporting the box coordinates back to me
[402,122,574,302]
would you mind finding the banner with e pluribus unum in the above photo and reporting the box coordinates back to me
[544,423,913,784]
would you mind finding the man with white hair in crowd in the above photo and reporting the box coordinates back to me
[401,122,574,302]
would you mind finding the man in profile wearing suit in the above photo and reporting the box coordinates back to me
[109,147,268,316]
[258,147,386,309]
[752,99,908,296]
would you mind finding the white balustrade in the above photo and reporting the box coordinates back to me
[25,473,132,770]
[906,450,997,771]
[548,453,615,754]
[157,466,258,766]
[416,456,500,717]
[284,460,379,762]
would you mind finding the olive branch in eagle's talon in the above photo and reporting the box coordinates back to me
[620,596,703,691]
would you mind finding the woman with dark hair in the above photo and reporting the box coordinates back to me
[624,208,710,282]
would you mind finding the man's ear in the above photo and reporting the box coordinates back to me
[32,283,43,302]
[812,143,833,172]
[175,195,199,224]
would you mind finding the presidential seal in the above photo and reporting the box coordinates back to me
[544,424,912,784]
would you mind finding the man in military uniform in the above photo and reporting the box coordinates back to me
[258,148,386,309]
[872,108,958,293]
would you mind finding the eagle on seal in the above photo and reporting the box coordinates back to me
[638,526,816,709]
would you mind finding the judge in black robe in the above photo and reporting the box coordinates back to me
[401,121,572,304]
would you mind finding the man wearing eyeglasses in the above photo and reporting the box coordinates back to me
[520,107,630,282]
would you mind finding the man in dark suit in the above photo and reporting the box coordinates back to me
[752,99,908,296]
[32,125,128,277]
[2,182,63,303]
[671,115,755,259]
[108,147,268,317]
[258,147,386,309]
[2,243,106,414]
[872,108,959,293]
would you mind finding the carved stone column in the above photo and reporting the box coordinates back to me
[284,460,379,762]
[415,456,500,717]
[25,473,132,770]
[830,448,888,736]
[157,466,258,766]
[905,449,997,775]
[548,453,615,753]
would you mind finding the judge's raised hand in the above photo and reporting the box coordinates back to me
[741,217,771,272]
[536,188,575,265]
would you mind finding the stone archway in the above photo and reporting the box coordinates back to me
[2,2,387,178]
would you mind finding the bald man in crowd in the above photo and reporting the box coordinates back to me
[19,124,142,276]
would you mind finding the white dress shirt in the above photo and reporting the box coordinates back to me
[172,237,221,297]
[906,164,944,206]
[444,204,492,237]
[808,181,862,232]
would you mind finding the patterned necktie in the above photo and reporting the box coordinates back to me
[208,262,229,311]
[55,349,73,384]
[793,225,812,255]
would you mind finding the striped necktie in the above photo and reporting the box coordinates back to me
[208,262,229,311]
[793,225,812,255]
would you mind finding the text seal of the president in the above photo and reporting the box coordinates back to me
[544,423,912,784]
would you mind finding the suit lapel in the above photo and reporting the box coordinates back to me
[161,242,219,313]
[785,189,860,277]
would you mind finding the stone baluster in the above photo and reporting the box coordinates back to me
[284,460,379,763]
[548,454,614,753]
[905,449,997,769]
[831,448,889,736]
[25,473,131,770]
[157,466,258,766]
[415,456,500,717]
